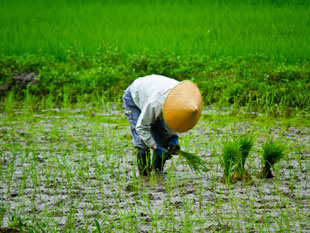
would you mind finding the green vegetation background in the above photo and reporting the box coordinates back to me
[1,0,309,113]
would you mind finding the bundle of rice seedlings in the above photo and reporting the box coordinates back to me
[239,135,255,168]
[220,134,255,184]
[233,135,254,181]
[258,139,285,178]
[220,140,241,184]
[177,151,208,174]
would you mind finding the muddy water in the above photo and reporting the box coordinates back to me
[0,108,309,232]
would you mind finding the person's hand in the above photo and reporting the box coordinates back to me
[168,135,180,154]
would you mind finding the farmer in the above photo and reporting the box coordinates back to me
[122,74,202,176]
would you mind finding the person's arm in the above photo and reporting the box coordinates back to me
[135,102,159,148]
[136,101,171,158]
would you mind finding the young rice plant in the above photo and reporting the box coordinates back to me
[258,139,286,178]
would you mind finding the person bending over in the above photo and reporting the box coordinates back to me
[122,74,202,176]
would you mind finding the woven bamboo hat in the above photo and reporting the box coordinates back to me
[163,80,203,132]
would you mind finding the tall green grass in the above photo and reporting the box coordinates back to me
[1,52,310,114]
[0,0,309,62]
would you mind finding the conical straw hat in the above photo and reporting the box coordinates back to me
[163,80,203,132]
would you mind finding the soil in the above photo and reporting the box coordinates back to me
[0,107,309,232]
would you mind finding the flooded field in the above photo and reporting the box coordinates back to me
[1,106,310,232]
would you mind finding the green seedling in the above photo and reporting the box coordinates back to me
[177,151,208,174]
[232,135,254,181]
[220,135,255,184]
[258,139,285,178]
[220,140,241,184]
[239,135,254,168]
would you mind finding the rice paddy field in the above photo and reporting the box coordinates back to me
[1,104,310,232]
[0,0,309,61]
[1,0,310,232]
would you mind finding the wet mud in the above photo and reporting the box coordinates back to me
[0,108,310,232]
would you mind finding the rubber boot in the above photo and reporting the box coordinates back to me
[137,148,151,176]
[151,152,164,174]
[152,151,173,174]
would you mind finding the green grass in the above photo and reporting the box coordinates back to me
[1,0,310,115]
[1,53,310,115]
[0,0,309,62]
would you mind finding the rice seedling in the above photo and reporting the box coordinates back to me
[238,135,254,168]
[232,135,255,181]
[220,134,254,183]
[258,139,286,178]
[220,140,241,184]
[177,151,208,174]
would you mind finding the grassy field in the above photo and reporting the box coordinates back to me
[1,53,310,115]
[0,0,309,62]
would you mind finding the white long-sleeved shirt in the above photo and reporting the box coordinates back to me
[130,74,179,147]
